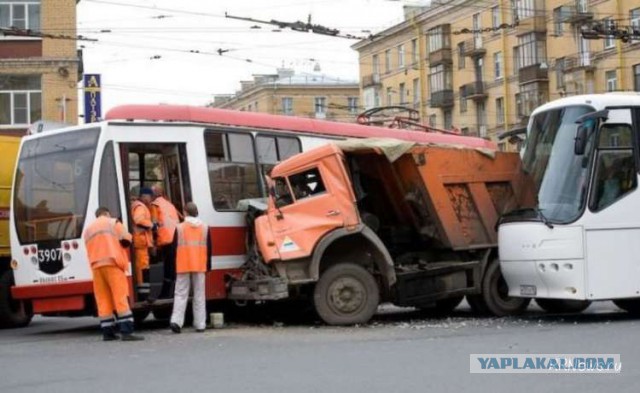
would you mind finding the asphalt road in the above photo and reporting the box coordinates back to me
[0,301,638,393]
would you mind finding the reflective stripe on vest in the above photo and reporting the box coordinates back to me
[153,197,179,246]
[84,217,128,270]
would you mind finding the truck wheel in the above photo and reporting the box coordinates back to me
[313,263,380,325]
[417,296,464,315]
[152,307,172,321]
[535,299,591,313]
[133,308,150,327]
[613,299,640,314]
[475,260,530,317]
[0,270,33,329]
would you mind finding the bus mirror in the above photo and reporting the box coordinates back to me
[574,125,588,155]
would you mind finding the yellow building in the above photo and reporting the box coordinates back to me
[353,0,640,150]
[211,68,360,122]
[0,0,81,136]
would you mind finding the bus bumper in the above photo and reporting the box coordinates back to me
[11,281,93,314]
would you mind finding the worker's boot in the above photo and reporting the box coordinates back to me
[100,318,119,341]
[116,312,144,341]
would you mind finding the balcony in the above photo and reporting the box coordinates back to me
[461,81,487,101]
[462,37,486,58]
[560,4,594,25]
[516,15,547,36]
[362,73,381,88]
[563,52,595,72]
[518,63,549,84]
[429,90,454,108]
[429,48,452,66]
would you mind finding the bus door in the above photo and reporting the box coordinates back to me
[583,108,640,299]
[119,143,192,302]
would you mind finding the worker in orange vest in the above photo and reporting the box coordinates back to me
[83,207,144,341]
[131,188,155,299]
[151,184,181,299]
[170,202,211,333]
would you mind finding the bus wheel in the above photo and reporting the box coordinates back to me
[477,260,530,317]
[535,299,591,314]
[0,270,33,329]
[313,263,379,325]
[417,296,464,316]
[613,299,640,314]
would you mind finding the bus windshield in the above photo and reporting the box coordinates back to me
[14,128,100,244]
[521,105,595,224]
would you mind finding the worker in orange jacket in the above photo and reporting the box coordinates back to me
[83,207,144,341]
[170,202,211,333]
[151,185,181,298]
[131,188,155,299]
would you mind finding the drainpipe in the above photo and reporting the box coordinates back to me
[411,14,427,122]
[616,0,625,89]
[501,0,510,140]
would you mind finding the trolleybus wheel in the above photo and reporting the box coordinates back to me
[0,270,33,329]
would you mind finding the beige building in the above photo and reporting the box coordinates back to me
[211,68,360,122]
[353,0,640,150]
[0,0,81,136]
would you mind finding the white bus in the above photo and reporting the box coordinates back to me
[4,104,494,327]
[499,93,640,313]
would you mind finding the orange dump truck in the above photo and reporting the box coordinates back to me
[0,135,28,328]
[231,139,533,325]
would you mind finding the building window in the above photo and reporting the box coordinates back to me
[204,131,260,211]
[496,97,504,125]
[0,75,41,126]
[398,83,406,105]
[412,78,420,109]
[372,54,380,76]
[0,0,40,31]
[411,38,418,64]
[556,58,565,89]
[254,101,259,112]
[429,64,451,93]
[516,82,548,117]
[457,42,465,69]
[459,88,467,113]
[385,49,391,73]
[347,97,358,114]
[631,8,640,44]
[386,87,392,106]
[428,25,449,53]
[314,97,326,117]
[513,0,535,20]
[428,114,436,127]
[604,18,615,49]
[492,6,501,29]
[553,7,564,36]
[444,110,452,130]
[494,51,503,80]
[398,44,405,69]
[282,97,293,115]
[517,32,546,68]
[606,70,617,92]
[634,64,640,91]
[374,89,381,107]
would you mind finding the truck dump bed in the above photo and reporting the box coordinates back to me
[0,136,20,258]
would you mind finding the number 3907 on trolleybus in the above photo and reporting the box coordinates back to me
[4,105,494,327]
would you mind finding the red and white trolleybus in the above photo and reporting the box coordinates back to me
[5,105,494,326]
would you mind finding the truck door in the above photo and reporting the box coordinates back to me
[583,108,640,299]
[268,166,347,261]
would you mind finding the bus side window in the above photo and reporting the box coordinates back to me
[256,135,301,176]
[590,124,637,211]
[204,131,260,211]
[99,142,122,220]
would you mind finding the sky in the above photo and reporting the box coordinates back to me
[76,0,422,116]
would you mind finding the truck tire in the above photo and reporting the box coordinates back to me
[0,270,33,329]
[535,299,591,314]
[471,260,530,317]
[613,299,640,314]
[417,296,464,315]
[313,263,379,325]
[133,308,150,327]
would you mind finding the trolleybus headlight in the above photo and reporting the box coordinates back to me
[71,241,78,250]
[10,260,18,270]
[30,246,37,254]
[30,256,38,265]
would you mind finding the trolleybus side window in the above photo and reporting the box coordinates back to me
[204,131,260,211]
[99,142,122,220]
[590,124,637,211]
[256,135,301,175]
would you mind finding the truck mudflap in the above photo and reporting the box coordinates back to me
[393,260,481,307]
[228,277,289,301]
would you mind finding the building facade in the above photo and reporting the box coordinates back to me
[353,0,640,150]
[211,68,360,122]
[0,0,81,135]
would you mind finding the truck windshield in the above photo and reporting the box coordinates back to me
[13,128,100,244]
[521,105,595,223]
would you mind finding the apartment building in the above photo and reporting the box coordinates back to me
[211,68,360,122]
[0,0,81,136]
[353,0,640,150]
